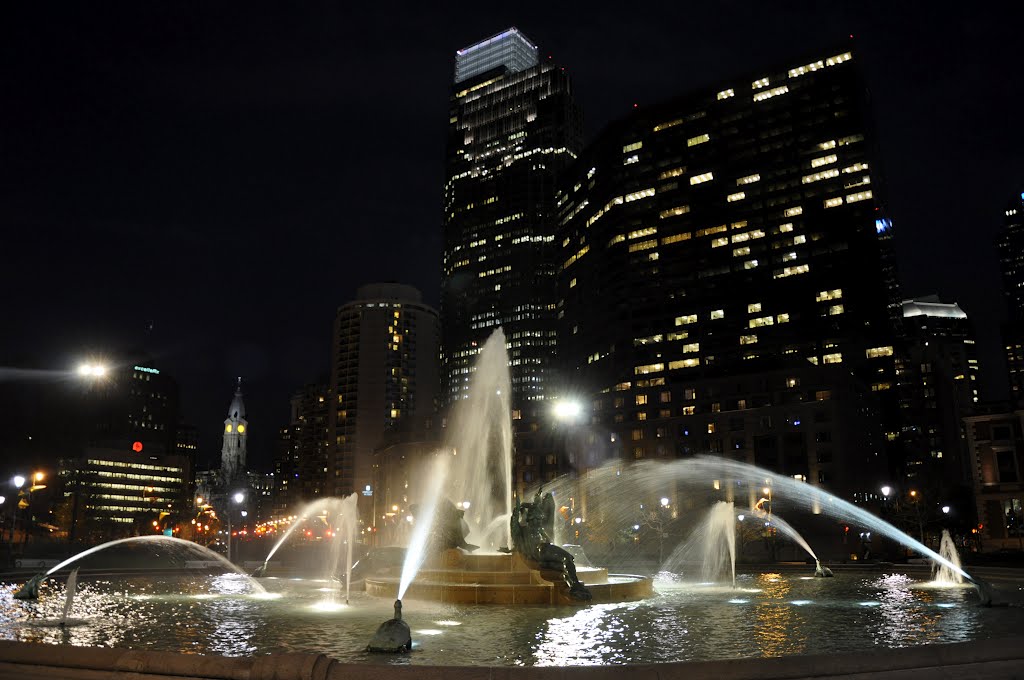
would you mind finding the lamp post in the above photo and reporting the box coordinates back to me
[227,492,244,563]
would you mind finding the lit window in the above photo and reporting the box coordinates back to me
[624,188,655,202]
[659,167,686,179]
[659,205,690,218]
[828,304,844,315]
[823,352,843,364]
[789,60,824,78]
[752,77,770,89]
[225,424,232,433]
[749,316,774,328]
[653,119,683,132]
[636,394,648,406]
[803,168,840,184]
[237,425,245,434]
[753,85,789,102]
[776,313,790,323]
[628,239,658,253]
[711,309,724,319]
[816,289,842,301]
[784,206,803,217]
[623,141,643,153]
[733,246,750,257]
[634,363,665,375]
[688,133,710,146]
[842,163,869,175]
[774,264,810,278]
[667,331,688,341]
[824,197,843,208]
[744,259,759,269]
[782,251,798,262]
[865,346,894,358]
[779,223,794,233]
[683,343,700,353]
[675,314,698,326]
[624,154,639,165]
[811,154,838,168]
[661,232,692,245]
[793,234,806,244]
[846,190,873,203]
[727,191,746,202]
[717,88,735,100]
[690,172,714,185]
[748,302,762,313]
[711,237,729,248]
[737,173,760,185]
[740,334,757,345]
[669,358,701,369]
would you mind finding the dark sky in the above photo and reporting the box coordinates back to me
[2,2,1022,470]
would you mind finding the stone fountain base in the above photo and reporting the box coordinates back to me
[364,550,653,606]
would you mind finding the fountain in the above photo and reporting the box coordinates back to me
[363,328,652,606]
[933,529,964,586]
[14,535,264,599]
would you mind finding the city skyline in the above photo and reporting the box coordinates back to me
[2,4,1022,470]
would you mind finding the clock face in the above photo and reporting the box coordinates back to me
[225,424,232,433]
[237,424,246,434]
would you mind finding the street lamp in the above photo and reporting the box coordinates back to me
[881,486,891,498]
[227,492,245,563]
[942,505,951,515]
[13,476,25,490]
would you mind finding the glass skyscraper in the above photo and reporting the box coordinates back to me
[441,28,582,421]
[454,28,538,84]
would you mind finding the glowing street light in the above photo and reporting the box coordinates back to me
[12,476,25,489]
[881,486,891,498]
[233,492,245,504]
[659,497,670,508]
[552,400,582,421]
[942,505,951,514]
[77,363,108,378]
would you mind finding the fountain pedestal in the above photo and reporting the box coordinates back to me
[365,550,651,605]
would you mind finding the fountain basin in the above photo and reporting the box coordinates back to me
[364,551,652,605]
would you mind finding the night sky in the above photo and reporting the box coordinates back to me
[2,2,1022,470]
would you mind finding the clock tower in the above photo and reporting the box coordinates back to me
[220,377,248,488]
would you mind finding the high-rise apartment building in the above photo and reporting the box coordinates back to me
[997,192,1024,402]
[329,284,439,521]
[274,383,331,514]
[554,45,899,499]
[441,27,583,411]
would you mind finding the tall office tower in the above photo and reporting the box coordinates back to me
[997,192,1024,402]
[274,383,331,514]
[555,45,899,499]
[329,283,439,521]
[87,361,181,455]
[899,296,979,496]
[441,27,583,417]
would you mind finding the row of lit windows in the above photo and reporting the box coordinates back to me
[86,459,181,474]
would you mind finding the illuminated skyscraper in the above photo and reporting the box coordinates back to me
[554,44,899,498]
[441,27,582,429]
[329,284,439,520]
[997,192,1024,402]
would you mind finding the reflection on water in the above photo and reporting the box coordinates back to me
[754,572,807,658]
[0,570,1020,666]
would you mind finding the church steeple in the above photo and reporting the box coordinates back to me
[220,377,248,487]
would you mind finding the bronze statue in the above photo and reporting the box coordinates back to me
[511,488,592,601]
[410,499,479,552]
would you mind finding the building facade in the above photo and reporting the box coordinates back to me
[329,283,439,521]
[553,44,899,501]
[58,444,190,541]
[441,27,583,412]
[964,406,1024,550]
[997,192,1024,402]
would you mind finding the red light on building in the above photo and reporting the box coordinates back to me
[132,441,143,452]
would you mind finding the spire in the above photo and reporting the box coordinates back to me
[227,377,246,420]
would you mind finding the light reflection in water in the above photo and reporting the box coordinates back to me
[0,571,1013,666]
[754,573,806,658]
